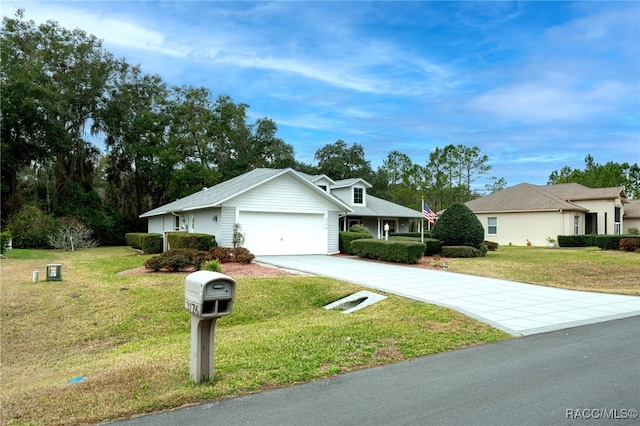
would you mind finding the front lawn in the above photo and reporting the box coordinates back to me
[0,247,509,425]
[447,245,640,295]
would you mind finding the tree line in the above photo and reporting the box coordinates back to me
[2,11,636,247]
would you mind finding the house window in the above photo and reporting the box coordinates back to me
[487,217,497,235]
[319,185,327,191]
[174,215,180,231]
[614,207,621,235]
[574,216,579,235]
[353,187,363,204]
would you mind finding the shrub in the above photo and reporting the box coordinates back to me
[339,231,374,254]
[7,205,57,249]
[143,248,207,272]
[441,246,485,258]
[595,235,634,251]
[349,224,373,237]
[232,247,255,264]
[619,238,640,252]
[208,246,233,263]
[48,217,98,250]
[126,233,163,254]
[144,250,193,272]
[483,240,499,251]
[391,231,431,239]
[167,232,216,251]
[232,223,245,249]
[628,227,639,235]
[350,239,426,264]
[557,235,596,247]
[1,231,12,254]
[202,259,224,272]
[423,238,441,255]
[431,203,485,249]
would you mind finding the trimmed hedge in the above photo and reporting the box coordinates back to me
[424,238,441,255]
[390,231,432,239]
[556,234,638,250]
[350,239,426,264]
[441,246,485,258]
[389,236,441,255]
[595,234,636,250]
[339,231,374,254]
[167,232,216,251]
[557,235,596,247]
[125,232,163,254]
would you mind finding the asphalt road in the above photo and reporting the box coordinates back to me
[105,316,640,426]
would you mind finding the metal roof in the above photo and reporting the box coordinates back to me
[349,195,422,218]
[140,168,352,217]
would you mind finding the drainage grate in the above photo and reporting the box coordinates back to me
[331,297,368,311]
[324,291,388,314]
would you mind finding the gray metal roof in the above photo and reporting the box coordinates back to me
[333,177,372,189]
[348,195,422,218]
[140,168,351,217]
[140,167,423,219]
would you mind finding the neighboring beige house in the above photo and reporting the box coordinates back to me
[624,199,640,233]
[140,168,421,255]
[464,183,631,247]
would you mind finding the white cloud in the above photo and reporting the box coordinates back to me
[5,2,189,57]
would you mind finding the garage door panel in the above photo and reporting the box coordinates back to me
[239,212,325,255]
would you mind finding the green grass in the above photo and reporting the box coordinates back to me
[0,247,509,425]
[448,245,640,295]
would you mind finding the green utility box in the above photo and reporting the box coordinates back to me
[46,264,62,281]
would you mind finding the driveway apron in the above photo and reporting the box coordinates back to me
[255,255,640,336]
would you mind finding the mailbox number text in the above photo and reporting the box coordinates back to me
[185,300,200,316]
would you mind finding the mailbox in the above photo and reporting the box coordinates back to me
[184,270,237,383]
[184,271,236,319]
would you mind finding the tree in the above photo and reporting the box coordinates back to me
[548,155,639,199]
[431,202,484,248]
[314,140,374,181]
[484,177,507,194]
[1,10,119,230]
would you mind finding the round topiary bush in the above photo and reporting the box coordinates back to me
[431,202,485,249]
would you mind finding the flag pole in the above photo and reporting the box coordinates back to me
[421,196,424,244]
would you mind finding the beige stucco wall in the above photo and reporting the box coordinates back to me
[475,211,585,247]
[575,198,624,235]
[624,217,640,233]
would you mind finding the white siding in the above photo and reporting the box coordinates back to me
[147,216,165,234]
[327,210,339,254]
[226,174,337,254]
[229,173,337,212]
[220,206,236,248]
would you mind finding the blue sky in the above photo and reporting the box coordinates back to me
[4,1,639,188]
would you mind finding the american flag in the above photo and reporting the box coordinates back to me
[422,201,437,224]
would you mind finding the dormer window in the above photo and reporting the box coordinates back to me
[353,187,363,204]
[319,185,327,192]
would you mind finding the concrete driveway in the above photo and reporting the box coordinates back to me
[255,255,639,336]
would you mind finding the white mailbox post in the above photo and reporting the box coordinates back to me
[184,271,236,384]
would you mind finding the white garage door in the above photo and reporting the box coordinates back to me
[239,212,326,255]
